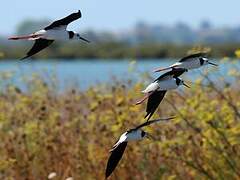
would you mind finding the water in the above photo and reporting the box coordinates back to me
[0,59,238,90]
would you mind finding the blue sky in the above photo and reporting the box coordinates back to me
[1,0,239,34]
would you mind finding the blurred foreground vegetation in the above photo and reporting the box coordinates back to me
[0,59,239,179]
[1,41,240,59]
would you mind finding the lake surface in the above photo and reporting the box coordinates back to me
[0,59,238,90]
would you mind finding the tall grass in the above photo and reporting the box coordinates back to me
[0,59,239,179]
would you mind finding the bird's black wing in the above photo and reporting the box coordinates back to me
[21,39,54,60]
[145,91,167,121]
[105,142,128,179]
[155,68,187,81]
[179,52,207,62]
[171,68,188,77]
[44,10,82,30]
[134,117,175,130]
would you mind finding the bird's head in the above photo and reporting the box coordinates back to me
[176,78,190,88]
[199,57,218,67]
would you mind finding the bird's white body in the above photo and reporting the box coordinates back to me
[158,79,179,90]
[32,29,69,41]
[170,59,202,70]
[142,79,179,93]
[142,82,160,93]
[126,130,143,141]
[112,130,143,149]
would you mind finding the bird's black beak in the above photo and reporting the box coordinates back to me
[208,62,218,66]
[183,82,190,88]
[79,36,90,43]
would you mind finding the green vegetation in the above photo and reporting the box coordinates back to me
[0,58,239,179]
[1,41,240,59]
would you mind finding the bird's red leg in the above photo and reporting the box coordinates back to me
[135,92,153,105]
[8,34,41,40]
[153,66,173,72]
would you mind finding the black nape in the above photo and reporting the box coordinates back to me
[68,31,74,39]
[199,57,205,66]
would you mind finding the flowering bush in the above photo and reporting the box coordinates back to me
[0,59,239,179]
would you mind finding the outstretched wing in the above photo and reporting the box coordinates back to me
[105,142,128,179]
[21,39,54,60]
[155,68,187,81]
[145,91,167,120]
[44,10,82,30]
[135,117,175,130]
[179,52,207,62]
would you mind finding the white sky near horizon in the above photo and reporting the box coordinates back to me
[1,0,240,35]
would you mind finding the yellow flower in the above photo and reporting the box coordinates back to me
[0,52,4,58]
[235,49,240,58]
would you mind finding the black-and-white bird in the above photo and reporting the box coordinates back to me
[153,53,218,72]
[8,10,90,60]
[136,68,188,120]
[105,117,175,179]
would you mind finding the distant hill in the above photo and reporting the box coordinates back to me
[81,21,240,45]
[3,19,240,45]
[1,20,240,59]
[120,21,240,44]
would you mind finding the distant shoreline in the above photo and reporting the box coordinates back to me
[1,42,240,60]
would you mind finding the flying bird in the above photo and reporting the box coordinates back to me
[8,10,90,60]
[136,68,188,120]
[153,53,218,72]
[105,117,175,179]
